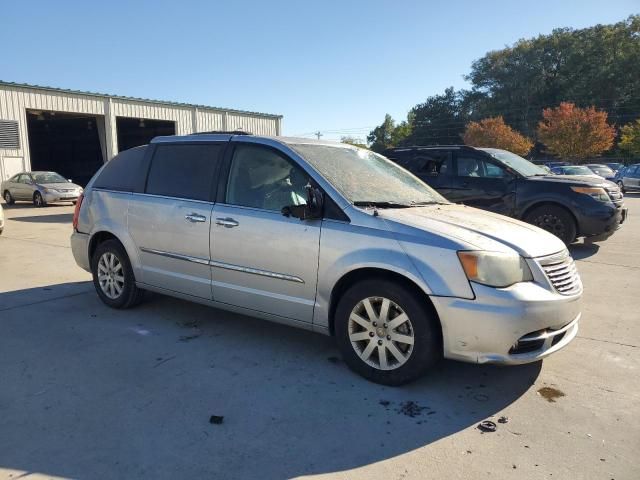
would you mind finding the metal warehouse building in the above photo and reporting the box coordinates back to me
[0,81,282,185]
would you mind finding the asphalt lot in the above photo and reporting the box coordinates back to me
[1,196,639,480]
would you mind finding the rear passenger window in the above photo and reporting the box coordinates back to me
[146,144,222,201]
[94,146,148,192]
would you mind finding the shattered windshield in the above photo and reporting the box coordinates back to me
[290,143,448,206]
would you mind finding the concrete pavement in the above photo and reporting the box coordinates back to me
[0,197,638,480]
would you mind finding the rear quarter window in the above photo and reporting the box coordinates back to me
[93,146,148,192]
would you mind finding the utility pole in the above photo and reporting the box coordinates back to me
[314,131,323,140]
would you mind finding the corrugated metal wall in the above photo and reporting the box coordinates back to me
[0,83,282,180]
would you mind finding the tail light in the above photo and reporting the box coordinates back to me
[72,193,84,230]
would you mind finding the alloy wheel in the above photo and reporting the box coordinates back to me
[4,192,11,203]
[97,252,125,299]
[534,213,565,237]
[34,193,43,207]
[348,296,414,371]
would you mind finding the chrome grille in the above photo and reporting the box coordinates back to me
[536,250,582,295]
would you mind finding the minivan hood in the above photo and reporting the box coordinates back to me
[379,203,566,258]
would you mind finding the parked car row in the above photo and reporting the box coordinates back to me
[614,164,640,193]
[384,146,627,245]
[1,171,83,207]
[71,134,583,385]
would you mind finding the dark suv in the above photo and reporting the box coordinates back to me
[384,146,627,244]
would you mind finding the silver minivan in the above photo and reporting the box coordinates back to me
[71,134,582,385]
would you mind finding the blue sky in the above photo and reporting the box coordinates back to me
[1,0,637,140]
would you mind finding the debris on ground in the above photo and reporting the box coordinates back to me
[379,400,391,407]
[397,401,429,417]
[177,319,201,328]
[327,356,341,364]
[209,415,224,424]
[498,416,509,424]
[537,386,566,403]
[477,420,497,433]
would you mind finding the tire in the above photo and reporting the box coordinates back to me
[3,190,14,205]
[91,239,144,309]
[524,205,577,245]
[617,181,625,194]
[33,191,46,207]
[334,278,441,386]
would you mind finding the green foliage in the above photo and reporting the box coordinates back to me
[465,15,640,137]
[619,119,640,156]
[403,87,469,146]
[340,136,368,149]
[367,114,411,153]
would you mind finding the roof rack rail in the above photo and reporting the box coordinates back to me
[190,130,252,136]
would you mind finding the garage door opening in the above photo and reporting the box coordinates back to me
[27,110,105,187]
[116,117,175,152]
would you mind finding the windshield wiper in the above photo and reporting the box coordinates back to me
[353,201,413,208]
[409,200,449,206]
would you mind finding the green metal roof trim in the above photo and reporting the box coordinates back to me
[0,80,282,119]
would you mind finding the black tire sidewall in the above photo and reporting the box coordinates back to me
[33,192,45,207]
[91,240,138,309]
[526,205,576,245]
[4,191,13,204]
[334,279,440,386]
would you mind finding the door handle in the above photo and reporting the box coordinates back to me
[185,213,207,223]
[215,217,239,228]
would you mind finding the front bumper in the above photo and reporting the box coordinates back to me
[43,191,79,203]
[576,201,626,241]
[70,231,91,272]
[431,281,581,365]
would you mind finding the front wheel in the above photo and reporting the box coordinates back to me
[33,191,46,207]
[617,181,625,194]
[334,279,441,386]
[91,239,144,309]
[4,190,15,205]
[525,205,577,245]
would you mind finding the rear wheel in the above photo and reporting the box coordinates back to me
[33,191,45,207]
[91,239,144,309]
[335,279,441,386]
[3,190,14,205]
[525,205,577,245]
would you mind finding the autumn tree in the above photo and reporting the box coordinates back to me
[462,116,533,156]
[619,119,640,157]
[536,103,616,160]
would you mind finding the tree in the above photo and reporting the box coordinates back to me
[367,114,410,153]
[619,119,640,157]
[340,136,368,149]
[536,102,616,159]
[465,15,640,137]
[403,87,468,146]
[463,116,533,156]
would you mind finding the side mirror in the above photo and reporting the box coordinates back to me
[281,184,324,220]
[68,179,72,183]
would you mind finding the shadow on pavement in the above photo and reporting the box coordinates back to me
[9,213,73,224]
[0,282,541,479]
[569,242,600,260]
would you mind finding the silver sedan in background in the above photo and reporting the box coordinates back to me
[1,171,83,207]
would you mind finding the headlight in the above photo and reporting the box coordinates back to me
[457,251,533,288]
[571,186,610,202]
